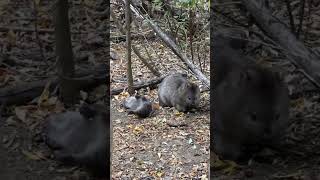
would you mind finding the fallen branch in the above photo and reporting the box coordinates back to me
[0,26,107,35]
[111,76,165,95]
[242,0,320,88]
[0,64,107,106]
[110,10,161,77]
[126,0,210,88]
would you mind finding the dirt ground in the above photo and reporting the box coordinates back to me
[0,0,109,179]
[111,91,210,179]
[209,1,320,178]
[110,30,210,178]
[210,90,320,179]
[0,113,100,180]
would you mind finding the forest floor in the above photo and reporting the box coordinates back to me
[209,1,320,179]
[210,91,320,179]
[0,0,108,180]
[3,0,320,179]
[0,115,100,180]
[111,95,210,179]
[110,38,210,179]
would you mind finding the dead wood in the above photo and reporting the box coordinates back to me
[242,0,320,88]
[126,0,210,88]
[0,26,104,35]
[110,10,161,77]
[111,76,165,95]
[0,64,107,106]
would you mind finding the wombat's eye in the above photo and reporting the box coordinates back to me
[249,112,257,122]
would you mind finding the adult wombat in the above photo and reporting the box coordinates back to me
[212,31,289,161]
[43,103,109,177]
[123,95,153,118]
[158,73,200,112]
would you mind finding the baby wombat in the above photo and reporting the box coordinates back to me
[212,32,289,161]
[158,73,200,112]
[43,103,109,177]
[123,95,153,118]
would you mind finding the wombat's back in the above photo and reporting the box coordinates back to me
[123,96,153,118]
[44,104,108,175]
[212,30,289,160]
[212,30,249,86]
[158,73,188,106]
[158,73,200,112]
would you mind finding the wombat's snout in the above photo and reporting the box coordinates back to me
[263,126,272,140]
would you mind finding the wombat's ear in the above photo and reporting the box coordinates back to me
[272,71,282,80]
[80,104,96,119]
[181,73,188,78]
[190,82,198,89]
[241,69,256,82]
[182,81,190,88]
[140,96,147,101]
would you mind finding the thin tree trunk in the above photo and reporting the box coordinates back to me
[242,0,320,87]
[54,0,78,105]
[110,10,161,77]
[126,0,134,95]
[126,0,210,87]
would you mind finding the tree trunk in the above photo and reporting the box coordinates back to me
[242,0,320,87]
[126,0,134,95]
[54,0,78,105]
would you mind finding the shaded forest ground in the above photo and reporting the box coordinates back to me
[210,1,320,179]
[0,0,108,179]
[110,39,210,179]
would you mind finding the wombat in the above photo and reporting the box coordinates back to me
[213,29,249,86]
[123,95,153,118]
[43,103,109,177]
[158,73,200,112]
[212,31,289,161]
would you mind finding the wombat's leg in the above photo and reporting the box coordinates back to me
[159,98,165,106]
[126,109,135,115]
[268,135,285,148]
[54,149,74,163]
[213,133,242,161]
[175,104,186,112]
[159,97,170,107]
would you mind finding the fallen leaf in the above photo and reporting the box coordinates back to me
[7,30,16,45]
[6,116,17,126]
[133,126,144,135]
[212,157,239,175]
[80,90,88,100]
[14,107,27,123]
[35,0,40,6]
[152,103,160,110]
[38,81,51,107]
[22,150,42,160]
[156,170,164,177]
[175,111,184,116]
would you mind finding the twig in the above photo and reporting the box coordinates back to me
[0,101,6,121]
[127,0,210,87]
[296,0,305,38]
[285,0,296,34]
[212,7,249,27]
[110,10,161,77]
[213,1,242,6]
[33,0,46,63]
[197,45,203,72]
[0,26,104,34]
[111,76,165,95]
